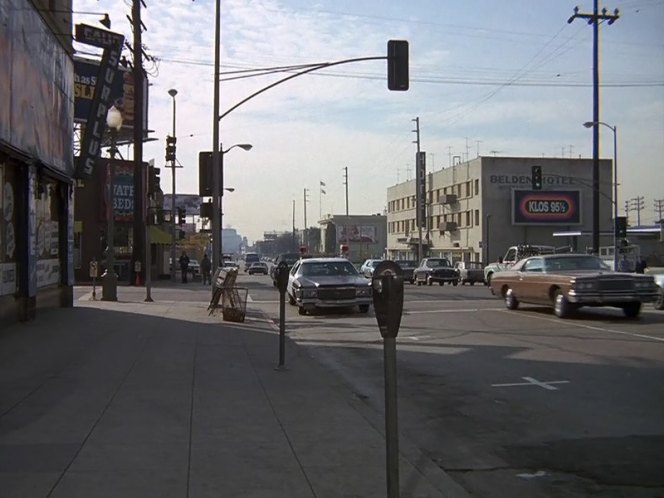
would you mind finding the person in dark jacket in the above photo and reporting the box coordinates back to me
[201,253,212,285]
[179,251,190,283]
[635,258,647,274]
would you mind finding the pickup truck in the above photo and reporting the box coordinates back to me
[483,244,557,285]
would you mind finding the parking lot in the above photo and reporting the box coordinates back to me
[244,273,664,498]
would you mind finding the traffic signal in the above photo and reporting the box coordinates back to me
[387,40,409,91]
[531,165,543,190]
[147,166,160,195]
[614,216,627,238]
[165,136,177,162]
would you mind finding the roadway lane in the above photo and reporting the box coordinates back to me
[246,274,664,498]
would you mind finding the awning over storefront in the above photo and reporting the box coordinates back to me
[149,226,172,245]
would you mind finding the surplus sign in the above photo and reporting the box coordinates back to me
[512,190,581,225]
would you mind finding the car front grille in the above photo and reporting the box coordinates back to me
[598,279,634,291]
[318,287,356,300]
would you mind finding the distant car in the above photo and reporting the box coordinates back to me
[247,262,269,275]
[455,261,485,285]
[270,252,306,287]
[359,259,383,278]
[395,260,418,284]
[286,257,372,315]
[414,258,458,286]
[188,259,200,276]
[489,254,659,318]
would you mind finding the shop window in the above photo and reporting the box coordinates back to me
[35,178,61,288]
[0,162,18,296]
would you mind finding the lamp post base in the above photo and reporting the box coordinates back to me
[101,270,118,301]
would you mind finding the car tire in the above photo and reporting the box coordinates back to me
[486,273,493,286]
[298,306,306,316]
[505,288,519,310]
[470,282,475,286]
[439,281,444,286]
[358,304,370,313]
[409,279,414,285]
[554,290,573,318]
[452,280,458,286]
[655,288,664,310]
[622,302,641,318]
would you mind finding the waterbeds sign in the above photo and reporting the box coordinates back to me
[512,190,581,225]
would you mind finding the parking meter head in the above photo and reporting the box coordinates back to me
[276,261,289,294]
[372,261,404,338]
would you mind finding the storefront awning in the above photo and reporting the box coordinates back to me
[149,226,172,245]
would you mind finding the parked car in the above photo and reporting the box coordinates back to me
[359,259,383,278]
[188,259,200,276]
[653,273,664,310]
[489,253,659,318]
[413,258,458,286]
[247,262,269,275]
[395,260,418,284]
[286,257,372,315]
[455,261,485,285]
[270,252,306,287]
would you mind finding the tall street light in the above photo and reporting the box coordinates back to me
[168,88,178,282]
[212,143,252,271]
[101,105,123,301]
[584,120,618,269]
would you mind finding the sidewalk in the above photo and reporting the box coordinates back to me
[0,284,467,498]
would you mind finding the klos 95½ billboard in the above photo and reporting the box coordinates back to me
[512,190,581,225]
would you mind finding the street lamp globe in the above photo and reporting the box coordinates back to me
[106,105,123,131]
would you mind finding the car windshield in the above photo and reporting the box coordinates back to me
[428,259,451,268]
[280,254,301,265]
[464,262,484,268]
[544,256,610,272]
[397,260,418,268]
[301,261,359,277]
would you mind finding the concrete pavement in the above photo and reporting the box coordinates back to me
[0,283,468,498]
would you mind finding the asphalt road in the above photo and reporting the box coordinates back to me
[243,273,664,498]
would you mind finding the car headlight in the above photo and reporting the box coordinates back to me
[302,288,318,298]
[635,280,654,289]
[357,285,372,297]
[574,281,596,290]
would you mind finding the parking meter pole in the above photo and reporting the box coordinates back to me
[371,260,405,498]
[92,277,96,300]
[384,336,399,498]
[275,261,289,370]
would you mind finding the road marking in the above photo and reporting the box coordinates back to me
[491,376,570,390]
[503,310,664,343]
[405,335,431,341]
[406,307,504,315]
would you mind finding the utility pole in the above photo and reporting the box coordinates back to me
[131,0,145,286]
[654,198,664,222]
[629,196,645,226]
[211,0,221,273]
[412,117,422,262]
[624,200,630,219]
[343,167,349,216]
[292,199,296,251]
[568,2,619,254]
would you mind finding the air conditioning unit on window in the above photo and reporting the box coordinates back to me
[439,194,458,205]
[439,221,458,232]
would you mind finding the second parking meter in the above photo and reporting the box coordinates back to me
[276,261,289,368]
[371,260,404,498]
[372,261,405,338]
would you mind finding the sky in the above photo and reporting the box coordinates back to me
[72,0,664,243]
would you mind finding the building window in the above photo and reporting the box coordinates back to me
[475,209,480,226]
[466,211,471,226]
[474,179,479,195]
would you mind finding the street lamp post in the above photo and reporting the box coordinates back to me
[101,105,123,301]
[584,121,618,270]
[212,143,252,272]
[168,88,178,282]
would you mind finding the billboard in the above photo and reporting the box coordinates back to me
[163,194,203,216]
[512,190,581,225]
[336,225,376,243]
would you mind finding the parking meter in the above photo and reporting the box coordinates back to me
[276,261,289,295]
[372,260,404,338]
[276,261,289,369]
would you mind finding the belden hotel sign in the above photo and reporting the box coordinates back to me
[74,24,125,179]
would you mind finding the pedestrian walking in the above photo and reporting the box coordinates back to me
[201,253,212,285]
[179,251,190,283]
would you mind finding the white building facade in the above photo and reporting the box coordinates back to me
[386,156,613,264]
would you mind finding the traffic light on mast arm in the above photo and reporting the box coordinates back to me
[165,136,177,162]
[387,40,409,91]
[531,165,543,190]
